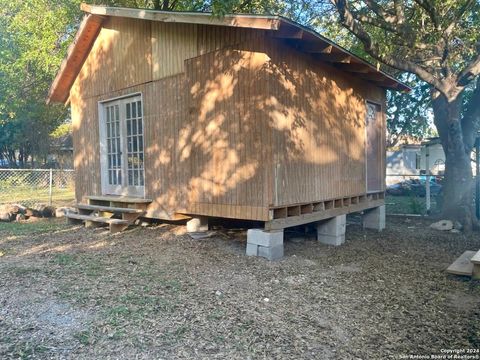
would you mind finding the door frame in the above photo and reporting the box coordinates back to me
[364,99,384,193]
[98,92,146,198]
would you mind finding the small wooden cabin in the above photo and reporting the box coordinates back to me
[48,4,408,258]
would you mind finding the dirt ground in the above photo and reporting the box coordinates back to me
[0,216,479,359]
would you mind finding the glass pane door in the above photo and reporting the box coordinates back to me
[101,95,145,197]
[125,98,145,190]
[106,103,122,188]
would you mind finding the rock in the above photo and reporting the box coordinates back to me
[9,204,27,214]
[25,208,42,218]
[0,204,20,222]
[430,220,453,231]
[55,207,68,218]
[15,213,26,222]
[40,205,56,218]
[0,211,12,222]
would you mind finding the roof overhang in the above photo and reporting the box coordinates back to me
[47,3,410,104]
[47,13,105,104]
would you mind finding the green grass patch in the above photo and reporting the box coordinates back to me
[52,253,77,266]
[73,330,94,346]
[4,341,49,359]
[10,266,42,276]
[0,185,74,207]
[0,218,68,237]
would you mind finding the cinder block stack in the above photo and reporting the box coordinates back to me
[246,229,284,261]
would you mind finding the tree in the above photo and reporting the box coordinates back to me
[386,75,433,148]
[0,0,82,167]
[326,0,480,230]
[295,9,435,148]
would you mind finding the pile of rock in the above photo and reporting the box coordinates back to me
[0,204,70,222]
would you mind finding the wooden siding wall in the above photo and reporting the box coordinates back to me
[260,38,386,206]
[70,96,102,201]
[183,46,272,220]
[72,17,152,99]
[151,23,263,80]
[70,18,270,220]
[70,17,385,220]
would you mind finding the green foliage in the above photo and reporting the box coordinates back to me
[0,0,82,167]
[408,194,424,215]
[50,122,72,139]
[0,0,451,170]
[386,75,435,147]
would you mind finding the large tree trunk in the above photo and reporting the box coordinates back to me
[431,91,477,231]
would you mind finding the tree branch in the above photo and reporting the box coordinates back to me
[393,0,405,24]
[443,0,476,38]
[457,44,480,86]
[363,0,396,22]
[413,0,439,29]
[462,77,480,149]
[331,0,448,93]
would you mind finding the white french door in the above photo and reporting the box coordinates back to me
[100,95,145,197]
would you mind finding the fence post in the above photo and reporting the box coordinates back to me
[425,144,431,214]
[48,168,53,206]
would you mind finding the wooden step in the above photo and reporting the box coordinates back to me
[86,195,152,204]
[66,212,130,233]
[471,250,480,280]
[77,203,144,214]
[66,212,129,225]
[446,251,476,276]
[471,250,480,264]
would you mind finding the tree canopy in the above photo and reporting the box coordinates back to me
[0,0,82,167]
[1,0,435,167]
[327,0,480,228]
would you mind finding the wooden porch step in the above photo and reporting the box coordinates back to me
[471,250,480,279]
[446,251,476,276]
[471,250,480,264]
[77,203,144,214]
[66,212,129,225]
[66,212,130,233]
[86,195,152,204]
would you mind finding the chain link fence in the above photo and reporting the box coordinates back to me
[0,169,75,208]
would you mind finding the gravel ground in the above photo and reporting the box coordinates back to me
[0,216,479,359]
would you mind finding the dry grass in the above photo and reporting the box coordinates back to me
[0,216,479,359]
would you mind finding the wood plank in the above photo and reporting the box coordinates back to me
[446,251,476,276]
[77,204,144,213]
[81,3,281,30]
[470,250,480,264]
[48,14,105,103]
[265,199,384,230]
[66,212,129,225]
[86,195,152,203]
[335,63,371,73]
[270,25,303,39]
[297,41,332,53]
[315,53,351,63]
